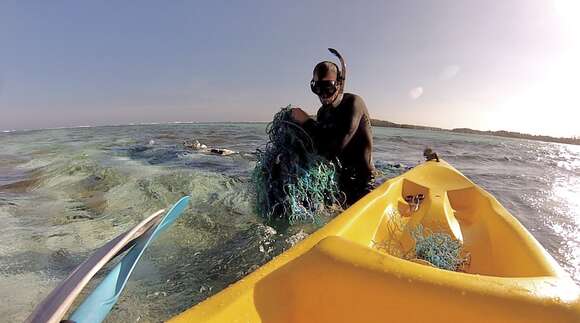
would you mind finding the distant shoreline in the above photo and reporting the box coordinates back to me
[2,120,579,146]
[371,119,580,146]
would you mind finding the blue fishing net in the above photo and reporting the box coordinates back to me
[253,106,343,224]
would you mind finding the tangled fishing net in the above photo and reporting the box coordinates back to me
[410,224,470,271]
[253,106,343,223]
[374,208,470,272]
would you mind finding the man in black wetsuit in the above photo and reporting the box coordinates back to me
[291,49,375,206]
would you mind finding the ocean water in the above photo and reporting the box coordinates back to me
[0,123,578,322]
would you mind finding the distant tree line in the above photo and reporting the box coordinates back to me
[370,119,580,146]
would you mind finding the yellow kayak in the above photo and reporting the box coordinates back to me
[170,160,580,323]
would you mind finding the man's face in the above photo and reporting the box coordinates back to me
[313,71,340,105]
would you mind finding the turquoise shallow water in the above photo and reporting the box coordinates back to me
[0,123,578,321]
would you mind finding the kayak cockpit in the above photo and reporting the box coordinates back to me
[362,167,560,278]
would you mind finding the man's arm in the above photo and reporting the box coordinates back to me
[291,107,321,139]
[291,108,311,125]
[290,96,367,159]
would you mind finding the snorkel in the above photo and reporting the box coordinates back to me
[328,48,346,93]
[328,48,346,107]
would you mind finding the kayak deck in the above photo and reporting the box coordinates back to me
[170,160,580,323]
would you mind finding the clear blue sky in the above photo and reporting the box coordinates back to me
[1,1,578,137]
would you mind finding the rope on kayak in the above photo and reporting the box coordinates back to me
[373,208,470,272]
[252,106,343,223]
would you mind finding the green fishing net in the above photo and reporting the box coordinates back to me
[374,208,470,272]
[253,106,343,224]
[411,224,470,271]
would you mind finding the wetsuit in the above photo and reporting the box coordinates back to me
[302,93,375,205]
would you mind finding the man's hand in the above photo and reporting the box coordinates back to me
[291,108,310,125]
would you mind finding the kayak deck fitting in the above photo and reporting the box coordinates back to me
[170,160,580,323]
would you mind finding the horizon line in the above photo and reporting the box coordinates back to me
[2,119,579,141]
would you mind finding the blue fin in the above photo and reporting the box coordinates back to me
[70,196,191,323]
